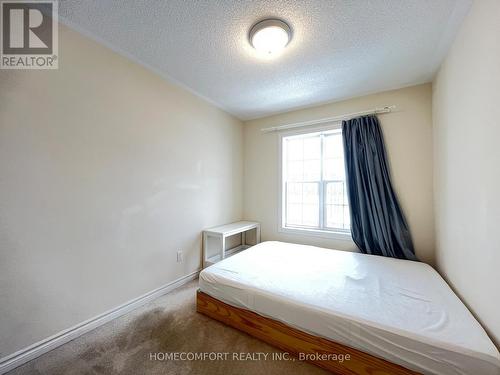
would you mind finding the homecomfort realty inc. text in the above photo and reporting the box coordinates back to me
[149,351,351,363]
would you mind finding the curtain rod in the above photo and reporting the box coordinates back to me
[260,105,396,133]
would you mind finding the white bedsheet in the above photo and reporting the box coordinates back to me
[199,241,500,375]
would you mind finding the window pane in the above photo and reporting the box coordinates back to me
[287,160,303,182]
[303,182,318,203]
[323,133,343,158]
[323,157,345,180]
[286,138,303,161]
[327,204,344,229]
[325,181,350,230]
[303,159,320,181]
[302,204,319,227]
[286,203,302,226]
[303,136,321,160]
[286,182,302,203]
[286,182,319,227]
[323,133,345,180]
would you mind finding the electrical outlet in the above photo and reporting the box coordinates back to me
[176,251,183,263]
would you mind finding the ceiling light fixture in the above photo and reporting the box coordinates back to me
[249,19,292,55]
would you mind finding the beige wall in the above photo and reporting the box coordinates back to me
[0,25,243,358]
[433,0,500,347]
[244,84,434,263]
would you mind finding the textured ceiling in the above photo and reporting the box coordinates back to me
[59,0,471,120]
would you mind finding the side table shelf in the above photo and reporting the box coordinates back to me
[202,221,261,268]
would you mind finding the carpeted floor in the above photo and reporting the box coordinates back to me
[8,280,328,375]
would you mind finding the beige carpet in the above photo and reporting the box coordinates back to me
[8,280,328,375]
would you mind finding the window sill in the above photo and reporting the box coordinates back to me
[278,226,353,241]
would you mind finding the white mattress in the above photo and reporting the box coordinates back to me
[199,241,500,375]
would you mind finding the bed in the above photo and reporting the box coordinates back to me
[197,241,500,375]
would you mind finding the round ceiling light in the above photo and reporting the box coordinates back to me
[249,19,292,55]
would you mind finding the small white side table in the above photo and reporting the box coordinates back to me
[202,221,261,268]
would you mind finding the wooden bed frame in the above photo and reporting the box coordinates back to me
[197,290,420,375]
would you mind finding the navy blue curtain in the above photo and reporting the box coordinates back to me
[342,115,417,261]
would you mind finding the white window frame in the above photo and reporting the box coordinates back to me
[278,123,352,241]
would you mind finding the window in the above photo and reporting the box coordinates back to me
[280,127,350,238]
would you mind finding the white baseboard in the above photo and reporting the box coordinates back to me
[0,270,200,374]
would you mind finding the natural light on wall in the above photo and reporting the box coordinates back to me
[281,129,350,236]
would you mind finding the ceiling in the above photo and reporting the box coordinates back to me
[59,0,471,120]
